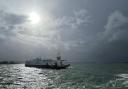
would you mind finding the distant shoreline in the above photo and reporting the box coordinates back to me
[0,61,21,64]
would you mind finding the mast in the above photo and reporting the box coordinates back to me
[56,52,61,60]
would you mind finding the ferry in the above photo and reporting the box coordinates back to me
[25,55,70,69]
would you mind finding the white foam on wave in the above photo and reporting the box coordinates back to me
[116,74,128,87]
[99,74,128,88]
[117,74,128,78]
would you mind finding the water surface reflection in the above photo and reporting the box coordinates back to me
[0,64,55,89]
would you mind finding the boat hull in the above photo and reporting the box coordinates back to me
[25,64,70,69]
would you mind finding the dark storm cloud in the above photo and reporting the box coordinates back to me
[0,10,27,39]
[86,11,128,61]
[104,11,128,42]
[0,10,26,26]
[0,10,29,61]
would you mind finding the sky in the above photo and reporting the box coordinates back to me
[0,0,128,62]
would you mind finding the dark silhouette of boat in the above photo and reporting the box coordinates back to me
[25,55,70,69]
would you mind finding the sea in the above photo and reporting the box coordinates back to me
[0,62,128,89]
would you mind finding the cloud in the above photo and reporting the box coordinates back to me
[62,10,128,61]
[0,10,27,40]
[89,11,128,61]
[104,11,128,42]
[0,11,26,26]
[0,10,27,32]
[0,9,92,61]
[0,10,29,61]
[54,9,91,29]
[16,9,91,50]
[47,9,92,50]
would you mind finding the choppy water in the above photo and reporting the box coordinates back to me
[0,63,128,89]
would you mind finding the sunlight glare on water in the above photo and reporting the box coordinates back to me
[0,64,55,89]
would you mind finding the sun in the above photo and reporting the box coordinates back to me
[28,12,40,24]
